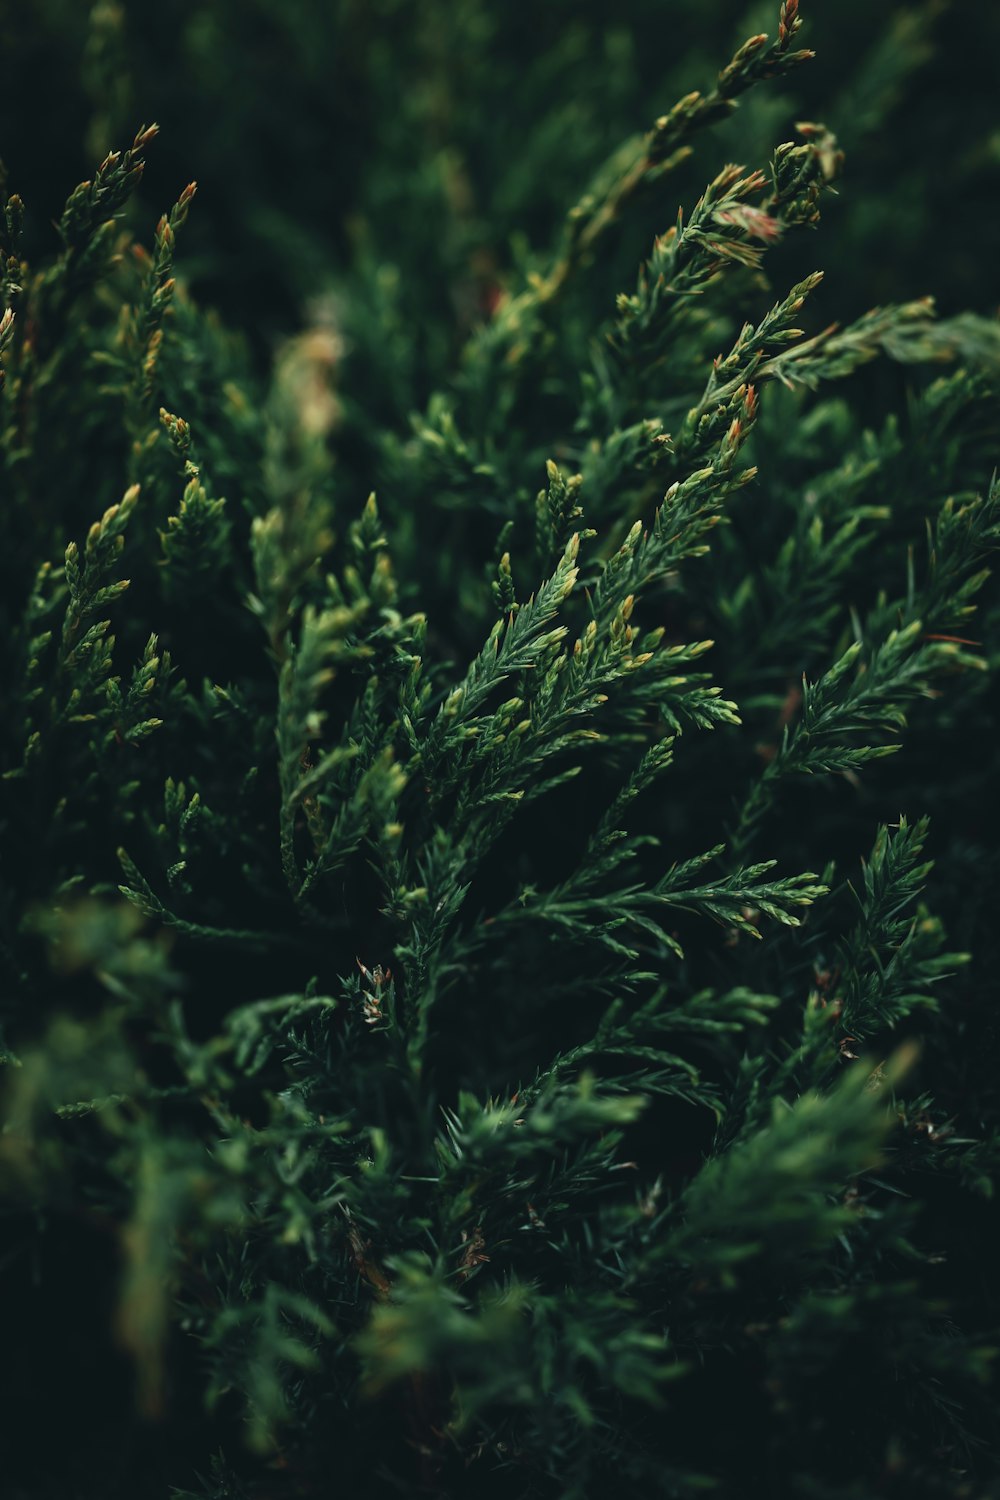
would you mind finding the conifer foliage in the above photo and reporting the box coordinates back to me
[1,3,999,1497]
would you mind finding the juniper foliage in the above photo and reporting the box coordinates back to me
[1,4,999,1499]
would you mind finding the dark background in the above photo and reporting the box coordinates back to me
[3,0,998,363]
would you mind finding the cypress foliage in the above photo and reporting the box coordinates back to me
[1,3,999,1497]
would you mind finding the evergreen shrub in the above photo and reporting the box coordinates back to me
[1,2,999,1496]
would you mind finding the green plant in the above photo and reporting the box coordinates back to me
[2,4,998,1497]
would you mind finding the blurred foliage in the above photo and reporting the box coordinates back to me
[2,0,999,348]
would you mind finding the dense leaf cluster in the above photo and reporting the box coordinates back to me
[1,3,999,1498]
